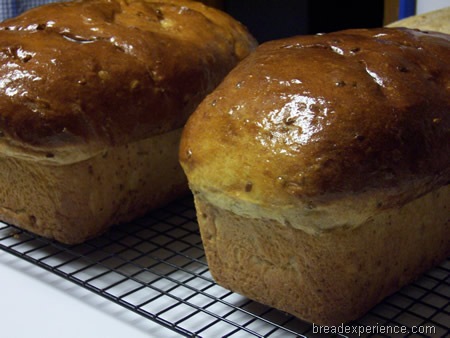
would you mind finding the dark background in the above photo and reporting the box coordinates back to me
[222,0,385,43]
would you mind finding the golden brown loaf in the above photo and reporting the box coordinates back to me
[387,6,450,33]
[0,0,256,244]
[180,27,450,324]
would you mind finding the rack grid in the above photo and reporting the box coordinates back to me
[0,196,448,337]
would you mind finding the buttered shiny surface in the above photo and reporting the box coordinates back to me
[180,28,450,206]
[0,0,256,151]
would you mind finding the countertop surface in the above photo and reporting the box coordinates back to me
[0,250,180,338]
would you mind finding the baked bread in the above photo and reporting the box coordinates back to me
[0,0,256,244]
[387,6,450,33]
[180,27,450,325]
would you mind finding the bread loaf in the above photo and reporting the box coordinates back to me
[0,0,256,244]
[387,6,450,33]
[180,27,450,325]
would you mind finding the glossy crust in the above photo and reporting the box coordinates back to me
[180,28,450,206]
[0,0,257,158]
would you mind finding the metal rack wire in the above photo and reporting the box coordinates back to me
[0,196,448,337]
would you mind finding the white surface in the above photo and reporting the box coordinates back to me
[416,0,450,14]
[0,251,182,338]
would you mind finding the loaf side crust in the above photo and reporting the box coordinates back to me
[194,184,449,325]
[0,128,187,244]
[189,175,443,234]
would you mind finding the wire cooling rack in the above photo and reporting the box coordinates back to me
[0,196,448,338]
